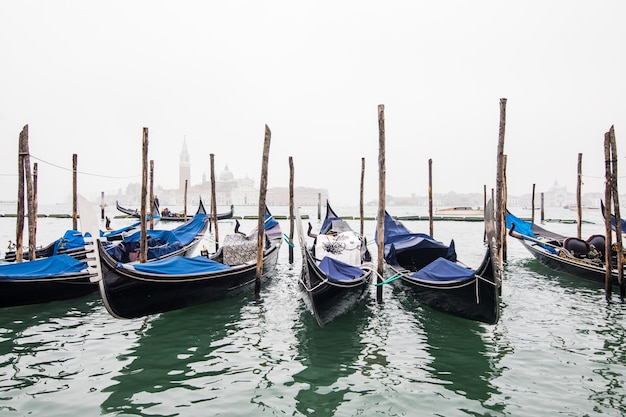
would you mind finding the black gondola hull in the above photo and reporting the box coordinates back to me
[300,251,372,327]
[98,240,281,319]
[520,239,620,286]
[389,245,500,324]
[0,274,98,308]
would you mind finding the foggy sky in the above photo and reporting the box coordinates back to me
[1,1,625,205]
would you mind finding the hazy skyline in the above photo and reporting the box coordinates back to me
[1,1,625,205]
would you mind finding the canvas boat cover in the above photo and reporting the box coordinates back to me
[101,221,140,238]
[53,229,86,255]
[506,211,560,254]
[118,255,230,274]
[375,212,456,264]
[0,254,89,280]
[315,231,362,266]
[410,257,475,283]
[122,212,207,246]
[319,256,365,282]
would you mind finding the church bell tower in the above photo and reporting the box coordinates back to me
[179,138,191,191]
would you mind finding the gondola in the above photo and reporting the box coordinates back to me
[507,209,624,291]
[115,199,162,220]
[160,204,235,222]
[117,200,234,222]
[4,229,92,262]
[103,199,209,263]
[0,203,102,308]
[295,201,374,327]
[92,208,282,319]
[0,253,100,308]
[376,199,501,325]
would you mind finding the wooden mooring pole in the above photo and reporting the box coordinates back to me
[255,125,271,295]
[289,156,295,264]
[376,104,386,303]
[139,128,149,263]
[603,131,612,301]
[609,126,624,300]
[210,154,219,249]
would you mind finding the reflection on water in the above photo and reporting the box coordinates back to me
[293,302,370,416]
[100,296,245,416]
[1,211,626,416]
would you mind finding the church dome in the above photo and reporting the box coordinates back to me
[219,165,234,181]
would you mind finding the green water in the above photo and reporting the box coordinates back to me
[1,206,625,416]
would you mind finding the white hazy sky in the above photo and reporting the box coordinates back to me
[1,1,625,206]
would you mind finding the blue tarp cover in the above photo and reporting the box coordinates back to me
[0,254,89,280]
[53,230,86,255]
[101,221,140,238]
[319,256,364,282]
[122,213,207,246]
[376,213,456,263]
[410,257,475,282]
[118,255,230,274]
[505,212,535,238]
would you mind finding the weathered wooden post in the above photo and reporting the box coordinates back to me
[72,153,78,231]
[428,158,433,237]
[603,131,612,301]
[376,104,386,303]
[495,98,507,267]
[576,153,582,239]
[360,157,365,237]
[24,133,36,260]
[139,128,149,263]
[289,156,295,264]
[609,126,624,300]
[531,184,536,224]
[317,192,321,220]
[149,160,155,230]
[184,179,188,220]
[100,191,105,220]
[15,125,27,262]
[210,154,219,249]
[255,125,271,295]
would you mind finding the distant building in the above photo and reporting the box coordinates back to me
[179,138,191,191]
[155,141,329,207]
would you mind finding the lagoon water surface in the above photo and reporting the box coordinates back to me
[0,204,624,416]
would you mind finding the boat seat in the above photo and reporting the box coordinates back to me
[585,234,606,257]
[563,237,589,258]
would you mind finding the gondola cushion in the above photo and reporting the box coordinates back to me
[315,232,361,266]
[223,234,258,265]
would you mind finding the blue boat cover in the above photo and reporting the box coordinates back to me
[410,257,475,282]
[118,255,230,274]
[101,221,140,238]
[0,254,89,280]
[319,256,364,282]
[122,213,207,246]
[505,212,535,238]
[506,211,559,254]
[53,230,86,255]
[375,212,456,263]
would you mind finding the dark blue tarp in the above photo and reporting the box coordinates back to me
[118,255,230,274]
[319,256,364,282]
[0,254,88,280]
[105,212,208,262]
[101,221,140,238]
[410,257,475,282]
[53,230,86,255]
[375,212,456,264]
[122,213,207,246]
